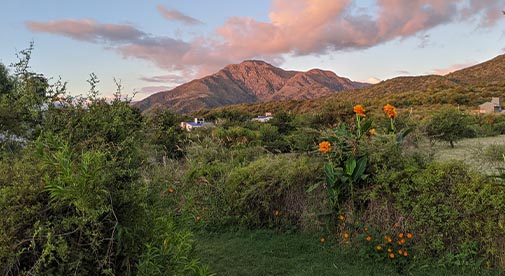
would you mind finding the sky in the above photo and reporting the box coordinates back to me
[1,0,504,100]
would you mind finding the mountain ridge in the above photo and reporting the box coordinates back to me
[133,60,368,114]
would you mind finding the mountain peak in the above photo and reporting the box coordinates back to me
[134,60,368,113]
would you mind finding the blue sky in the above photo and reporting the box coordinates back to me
[1,0,504,100]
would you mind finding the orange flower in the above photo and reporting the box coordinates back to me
[319,141,331,154]
[169,188,175,193]
[273,210,279,216]
[364,227,369,232]
[338,215,345,221]
[368,128,376,135]
[394,223,400,228]
[407,233,413,239]
[400,239,406,245]
[387,248,392,253]
[366,236,372,242]
[376,245,382,251]
[383,104,397,118]
[353,104,366,117]
[403,251,408,257]
[320,237,326,243]
[343,233,350,239]
[399,233,404,239]
[389,253,395,259]
[398,250,403,255]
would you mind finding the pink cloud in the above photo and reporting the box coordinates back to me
[26,19,145,43]
[138,85,172,94]
[26,0,504,79]
[430,62,476,75]
[157,5,203,25]
[140,74,186,84]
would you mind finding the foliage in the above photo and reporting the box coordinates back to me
[425,108,475,147]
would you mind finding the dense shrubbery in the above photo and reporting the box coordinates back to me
[2,46,505,274]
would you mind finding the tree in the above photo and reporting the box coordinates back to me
[425,108,474,148]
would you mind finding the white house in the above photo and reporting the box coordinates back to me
[478,97,503,114]
[252,112,273,122]
[180,118,214,131]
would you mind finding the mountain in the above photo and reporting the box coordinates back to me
[191,54,505,116]
[446,54,505,85]
[133,60,368,113]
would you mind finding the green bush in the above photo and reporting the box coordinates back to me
[225,154,324,229]
[373,161,505,269]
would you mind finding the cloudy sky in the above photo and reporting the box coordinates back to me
[1,0,504,99]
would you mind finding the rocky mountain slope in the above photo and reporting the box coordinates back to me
[133,60,368,113]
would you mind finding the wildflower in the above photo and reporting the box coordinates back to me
[366,236,372,242]
[319,141,331,154]
[196,215,201,221]
[394,223,400,228]
[364,227,369,232]
[389,253,395,259]
[403,251,408,257]
[399,233,404,239]
[383,104,397,118]
[400,239,406,245]
[353,104,366,117]
[387,248,392,253]
[343,233,350,239]
[320,237,326,243]
[169,188,175,193]
[368,128,376,135]
[338,215,345,221]
[273,210,279,216]
[376,245,382,251]
[398,250,403,255]
[407,233,413,239]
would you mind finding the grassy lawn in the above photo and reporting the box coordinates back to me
[194,230,499,276]
[427,135,505,175]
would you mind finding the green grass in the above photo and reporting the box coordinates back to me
[194,230,500,276]
[431,135,505,174]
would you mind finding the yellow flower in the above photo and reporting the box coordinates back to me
[318,141,331,154]
[353,105,366,117]
[196,215,201,221]
[364,227,369,232]
[383,104,397,118]
[376,245,382,251]
[320,237,326,243]
[366,236,372,242]
[387,248,392,253]
[389,253,395,259]
[368,128,376,135]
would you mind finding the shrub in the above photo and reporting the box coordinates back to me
[225,154,324,229]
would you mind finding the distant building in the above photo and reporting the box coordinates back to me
[180,118,214,131]
[477,97,503,114]
[252,112,273,122]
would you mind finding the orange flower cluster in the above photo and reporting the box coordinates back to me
[353,104,366,117]
[319,141,331,154]
[383,104,397,118]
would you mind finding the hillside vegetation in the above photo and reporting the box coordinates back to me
[2,47,505,275]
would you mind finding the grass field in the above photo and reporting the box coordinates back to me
[429,135,505,175]
[194,230,500,276]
